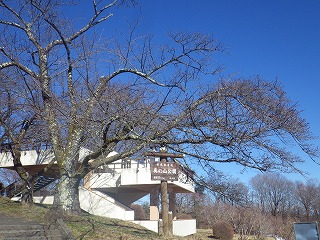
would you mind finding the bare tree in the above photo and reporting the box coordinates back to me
[208,174,249,206]
[294,179,320,220]
[250,173,294,216]
[0,0,222,212]
[175,188,207,224]
[0,0,317,215]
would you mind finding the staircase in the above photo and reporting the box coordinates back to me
[0,216,73,240]
[33,176,55,192]
[2,175,55,199]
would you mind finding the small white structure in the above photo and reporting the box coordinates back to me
[0,149,196,237]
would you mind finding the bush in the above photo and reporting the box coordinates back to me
[212,221,234,240]
[130,204,146,220]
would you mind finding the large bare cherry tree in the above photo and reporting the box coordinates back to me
[0,0,317,214]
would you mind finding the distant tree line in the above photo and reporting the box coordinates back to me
[175,172,320,240]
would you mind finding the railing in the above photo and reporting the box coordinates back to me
[0,175,56,198]
[0,179,22,198]
[92,159,150,174]
[92,158,194,180]
[90,158,194,187]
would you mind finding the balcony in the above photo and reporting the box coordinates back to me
[85,158,194,196]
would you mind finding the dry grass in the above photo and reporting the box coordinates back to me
[0,197,157,239]
[0,197,216,240]
[0,196,48,223]
[64,214,158,239]
[0,197,276,240]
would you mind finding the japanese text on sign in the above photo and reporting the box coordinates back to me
[150,162,179,181]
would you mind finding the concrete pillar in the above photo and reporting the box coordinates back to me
[150,188,160,220]
[169,190,177,219]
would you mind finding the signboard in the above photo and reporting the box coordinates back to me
[150,161,179,181]
[294,222,320,240]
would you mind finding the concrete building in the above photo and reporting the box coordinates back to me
[0,149,196,236]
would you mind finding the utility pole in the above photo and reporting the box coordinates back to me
[146,148,183,237]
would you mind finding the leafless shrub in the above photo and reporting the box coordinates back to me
[272,216,295,240]
[212,221,234,240]
[176,213,193,220]
[130,204,146,220]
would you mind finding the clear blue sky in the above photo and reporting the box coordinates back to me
[79,1,320,183]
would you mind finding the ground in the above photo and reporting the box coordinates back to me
[1,197,274,239]
[0,197,220,239]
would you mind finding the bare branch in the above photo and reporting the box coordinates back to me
[0,0,28,27]
[46,0,116,52]
[0,20,24,30]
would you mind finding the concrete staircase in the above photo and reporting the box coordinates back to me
[0,216,73,240]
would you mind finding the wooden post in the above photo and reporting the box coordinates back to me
[146,148,183,237]
[161,179,169,236]
[168,211,173,234]
[160,149,170,237]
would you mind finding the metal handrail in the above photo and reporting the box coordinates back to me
[0,175,56,198]
[92,159,150,173]
[0,179,22,198]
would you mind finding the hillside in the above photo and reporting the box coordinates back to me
[0,197,210,239]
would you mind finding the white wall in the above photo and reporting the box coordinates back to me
[173,219,197,236]
[79,187,134,221]
[88,172,121,189]
[0,147,97,168]
[33,188,134,221]
[88,168,194,193]
[120,168,195,193]
[131,220,159,233]
[33,196,54,204]
[0,150,55,167]
[131,219,197,237]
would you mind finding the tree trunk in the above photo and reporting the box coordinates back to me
[53,171,81,214]
[20,176,34,204]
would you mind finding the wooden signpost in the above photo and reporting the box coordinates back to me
[150,161,178,181]
[146,149,183,237]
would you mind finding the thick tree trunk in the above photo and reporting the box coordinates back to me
[53,172,81,214]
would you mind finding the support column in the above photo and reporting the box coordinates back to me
[83,171,92,189]
[150,188,159,220]
[169,190,177,220]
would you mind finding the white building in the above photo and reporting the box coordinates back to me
[0,149,196,236]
